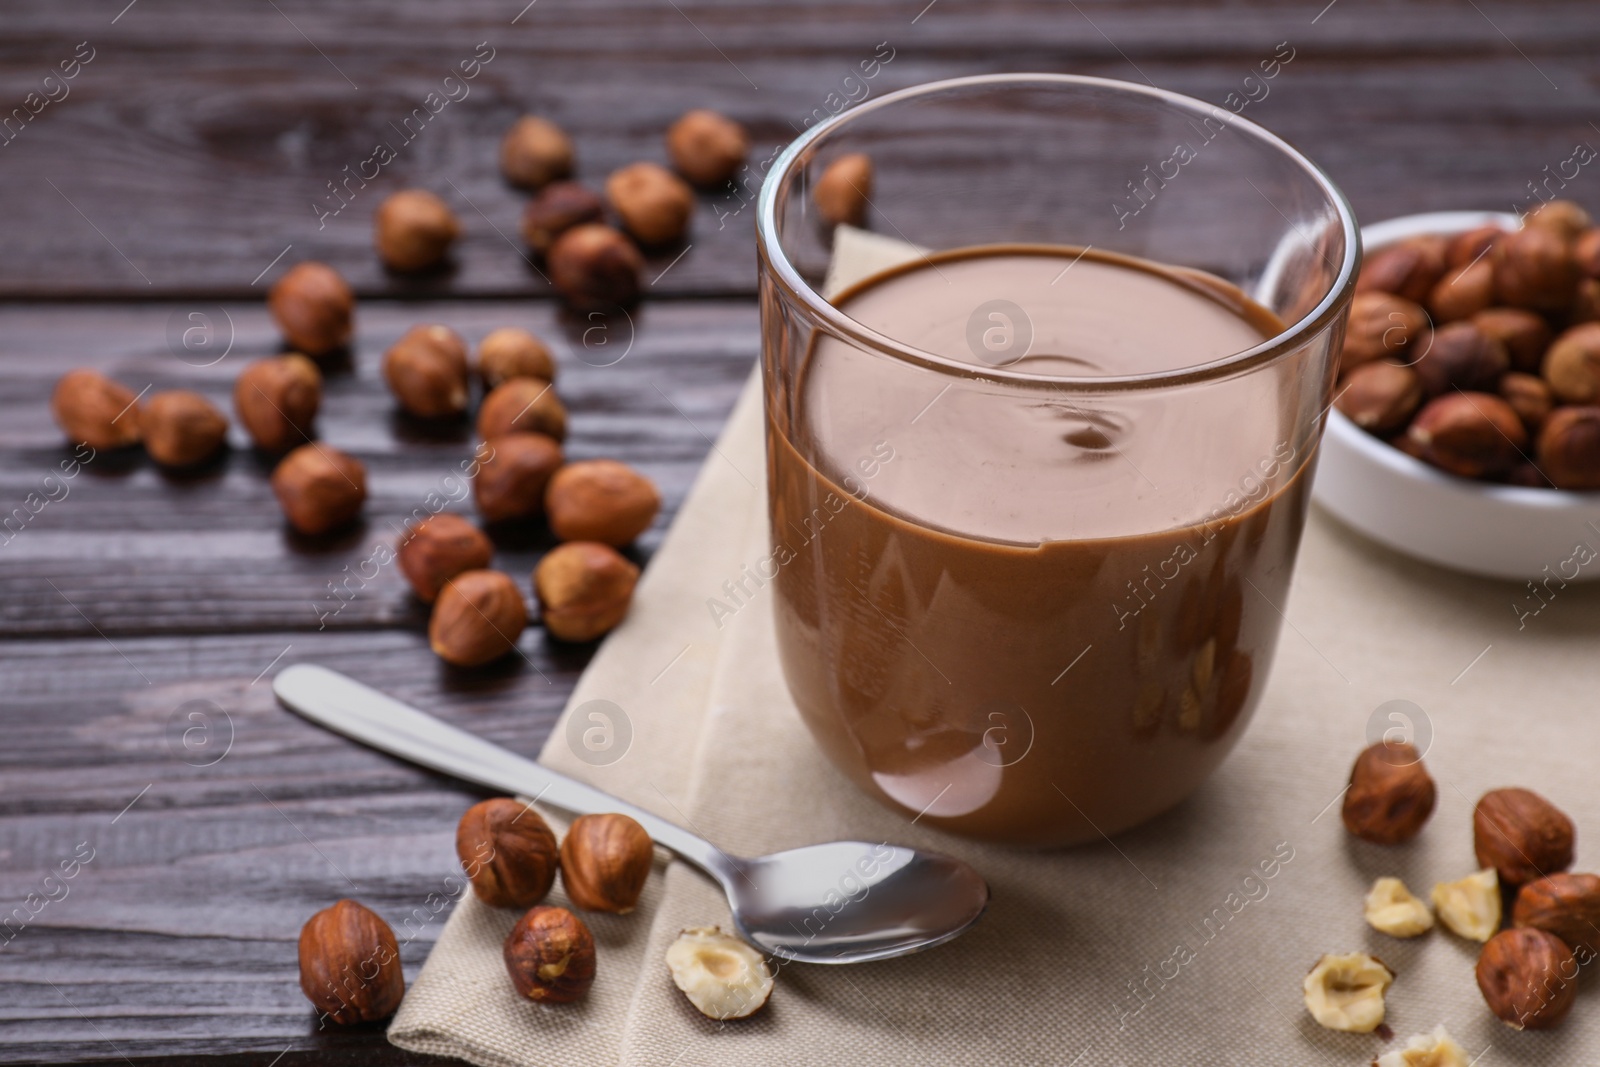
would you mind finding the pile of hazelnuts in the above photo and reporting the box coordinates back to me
[1335,199,1600,490]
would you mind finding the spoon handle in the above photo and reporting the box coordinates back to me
[272,664,733,879]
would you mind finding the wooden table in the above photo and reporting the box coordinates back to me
[0,1,1592,1062]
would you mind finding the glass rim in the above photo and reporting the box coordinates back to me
[755,73,1362,393]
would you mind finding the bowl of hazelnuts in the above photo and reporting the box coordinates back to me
[1314,205,1600,581]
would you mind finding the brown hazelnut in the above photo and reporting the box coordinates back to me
[605,162,694,246]
[1525,199,1593,242]
[1339,291,1429,373]
[477,379,568,442]
[1471,307,1553,373]
[1341,740,1437,845]
[268,261,354,356]
[1476,927,1578,1031]
[234,354,321,453]
[520,181,604,256]
[139,390,228,467]
[548,224,643,310]
[1412,321,1509,396]
[456,797,559,909]
[1537,406,1600,490]
[1426,258,1495,323]
[477,327,557,387]
[665,109,749,187]
[1493,225,1579,313]
[382,324,470,418]
[1575,228,1600,278]
[270,443,367,535]
[534,541,639,642]
[473,432,564,522]
[397,513,493,603]
[503,905,595,1003]
[1357,236,1449,304]
[545,459,661,546]
[374,189,460,273]
[1475,787,1575,887]
[499,115,575,190]
[1337,362,1423,437]
[1498,371,1553,431]
[1407,392,1527,479]
[1448,224,1505,268]
[428,569,526,667]
[559,813,653,913]
[297,899,404,1025]
[1513,872,1600,957]
[814,153,873,228]
[1541,322,1600,403]
[1571,278,1600,324]
[50,369,142,450]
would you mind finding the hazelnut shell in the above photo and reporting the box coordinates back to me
[456,798,559,909]
[500,116,575,190]
[297,899,405,1025]
[1357,236,1448,304]
[1335,362,1421,437]
[270,444,367,535]
[139,390,229,467]
[1475,788,1575,886]
[268,261,354,356]
[428,569,526,667]
[477,379,568,442]
[535,541,640,642]
[1406,392,1526,479]
[51,369,142,450]
[503,905,596,1003]
[559,813,653,913]
[1537,405,1600,490]
[397,513,493,603]
[520,182,604,256]
[1476,927,1577,1031]
[477,327,557,387]
[605,162,694,246]
[472,432,564,523]
[1513,872,1600,957]
[1340,741,1436,845]
[374,189,460,273]
[813,153,872,227]
[547,224,643,311]
[545,459,661,546]
[234,354,321,453]
[382,324,470,419]
[665,109,749,187]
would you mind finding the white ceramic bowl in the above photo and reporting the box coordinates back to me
[1312,210,1600,582]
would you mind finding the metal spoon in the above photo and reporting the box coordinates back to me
[273,664,988,964]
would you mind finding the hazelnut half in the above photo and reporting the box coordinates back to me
[1341,740,1436,845]
[1432,868,1501,942]
[1541,321,1600,404]
[477,378,568,442]
[456,797,559,909]
[666,109,749,187]
[1426,258,1495,323]
[546,459,661,546]
[1302,952,1394,1033]
[139,390,228,467]
[1406,393,1526,480]
[51,369,142,450]
[500,115,575,190]
[428,569,526,667]
[1498,371,1553,432]
[814,153,873,227]
[1475,787,1574,886]
[547,223,643,310]
[1364,876,1434,938]
[535,541,640,642]
[1537,405,1600,490]
[521,181,604,256]
[1476,927,1578,1031]
[1493,225,1579,313]
[1525,199,1592,242]
[477,327,557,387]
[383,324,470,419]
[605,162,694,246]
[1412,321,1508,396]
[665,927,774,1020]
[1336,362,1421,436]
[503,905,596,1003]
[269,261,354,356]
[472,432,564,523]
[559,812,653,913]
[374,189,460,273]
[271,444,367,535]
[1512,872,1600,957]
[1375,1026,1470,1067]
[1339,291,1429,373]
[1358,236,1449,304]
[1472,307,1553,373]
[397,513,493,603]
[235,354,321,453]
[297,899,405,1025]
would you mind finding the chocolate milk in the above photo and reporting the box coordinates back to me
[767,246,1315,846]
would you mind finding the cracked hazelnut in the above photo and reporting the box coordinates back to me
[472,432,564,522]
[1477,927,1577,1031]
[456,797,559,909]
[1525,199,1592,242]
[271,443,367,535]
[1513,872,1600,957]
[1359,235,1449,304]
[383,324,470,419]
[1493,225,1579,313]
[500,115,574,190]
[139,390,228,467]
[1432,868,1502,942]
[1537,405,1600,490]
[666,927,773,1020]
[548,223,642,310]
[521,181,604,256]
[1471,307,1552,373]
[297,899,404,1025]
[1475,787,1574,886]
[1406,393,1526,479]
[814,153,873,228]
[477,327,557,388]
[428,569,526,667]
[477,379,568,442]
[235,354,321,453]
[1336,362,1421,436]
[1364,877,1434,938]
[1498,371,1553,432]
[397,513,493,603]
[374,189,459,273]
[1375,1025,1470,1067]
[51,369,142,450]
[535,541,639,642]
[1542,321,1600,404]
[269,261,354,356]
[1341,740,1437,844]
[606,162,694,246]
[1426,258,1495,323]
[1339,291,1429,373]
[666,109,749,188]
[1302,952,1393,1033]
[503,905,595,1004]
[546,459,661,546]
[1412,321,1508,396]
[1576,228,1600,278]
[1448,225,1505,268]
[559,813,653,913]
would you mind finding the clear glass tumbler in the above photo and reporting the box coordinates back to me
[756,74,1359,846]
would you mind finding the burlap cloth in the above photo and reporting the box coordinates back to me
[391,238,1600,1065]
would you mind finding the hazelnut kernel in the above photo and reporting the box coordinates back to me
[503,905,596,1003]
[547,224,643,311]
[268,261,355,356]
[477,327,557,387]
[1339,291,1428,373]
[1412,321,1508,396]
[535,541,640,642]
[374,189,460,273]
[139,390,228,467]
[270,443,367,535]
[428,569,526,667]
[813,153,873,227]
[456,798,559,909]
[500,116,575,190]
[1512,872,1600,957]
[665,927,774,1020]
[396,513,493,603]
[1525,199,1592,241]
[297,899,405,1025]
[1498,371,1553,432]
[1375,1026,1470,1067]
[1493,225,1579,312]
[1363,876,1434,938]
[1357,236,1449,304]
[1476,927,1578,1031]
[1432,868,1502,942]
[234,354,321,453]
[605,162,694,246]
[1475,787,1574,886]
[1426,258,1495,323]
[382,324,470,418]
[1302,952,1393,1033]
[665,109,749,187]
[1537,406,1600,490]
[1406,393,1526,480]
[545,459,661,546]
[1340,740,1437,845]
[559,813,653,913]
[472,432,564,523]
[1335,362,1422,436]
[1471,307,1552,373]
[1541,321,1600,404]
[477,379,568,442]
[51,369,142,450]
[520,181,604,256]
